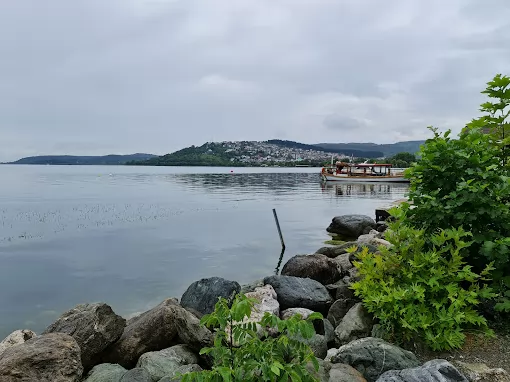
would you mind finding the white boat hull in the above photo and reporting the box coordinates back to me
[321,174,408,183]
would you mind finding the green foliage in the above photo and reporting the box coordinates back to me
[181,293,323,382]
[351,208,496,351]
[465,73,510,165]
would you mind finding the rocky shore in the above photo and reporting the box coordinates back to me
[0,214,509,382]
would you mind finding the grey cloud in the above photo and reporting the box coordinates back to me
[324,115,364,131]
[1,0,510,161]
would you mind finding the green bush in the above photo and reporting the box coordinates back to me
[181,293,322,382]
[351,208,496,351]
[404,75,510,312]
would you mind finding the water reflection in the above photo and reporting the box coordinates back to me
[320,182,408,198]
[172,173,320,194]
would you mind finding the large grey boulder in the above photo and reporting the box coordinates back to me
[0,333,83,381]
[0,329,37,356]
[377,359,468,382]
[137,345,198,382]
[331,337,420,382]
[334,303,373,346]
[453,361,510,382]
[103,299,211,368]
[263,275,333,314]
[83,363,127,382]
[180,277,241,315]
[102,298,179,367]
[327,215,377,239]
[327,299,357,328]
[281,254,341,285]
[43,302,126,369]
[121,368,152,382]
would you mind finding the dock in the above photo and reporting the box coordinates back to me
[375,198,409,221]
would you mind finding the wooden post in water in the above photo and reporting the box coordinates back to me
[272,208,285,251]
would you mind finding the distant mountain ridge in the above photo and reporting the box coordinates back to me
[314,141,425,157]
[8,153,156,165]
[6,140,425,166]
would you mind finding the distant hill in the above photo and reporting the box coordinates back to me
[8,154,156,165]
[315,141,425,157]
[268,139,384,158]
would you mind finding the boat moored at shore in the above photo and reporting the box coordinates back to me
[321,162,409,183]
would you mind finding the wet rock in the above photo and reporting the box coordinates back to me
[334,303,374,346]
[263,275,333,314]
[327,215,377,239]
[0,333,83,382]
[282,254,341,285]
[327,299,357,328]
[376,221,389,233]
[453,361,510,382]
[331,337,420,382]
[0,329,36,356]
[43,302,126,369]
[83,363,127,382]
[120,368,152,382]
[377,359,468,382]
[180,277,241,316]
[137,345,198,382]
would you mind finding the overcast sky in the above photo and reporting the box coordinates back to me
[1,0,510,160]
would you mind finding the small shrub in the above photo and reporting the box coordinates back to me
[351,208,496,351]
[181,293,322,382]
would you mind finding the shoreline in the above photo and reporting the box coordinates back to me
[1,209,508,381]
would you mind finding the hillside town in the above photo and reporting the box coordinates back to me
[208,141,348,165]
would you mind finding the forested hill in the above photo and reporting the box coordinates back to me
[8,154,156,165]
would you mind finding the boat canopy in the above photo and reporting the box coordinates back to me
[335,162,392,167]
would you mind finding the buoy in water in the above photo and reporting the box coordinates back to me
[230,170,234,173]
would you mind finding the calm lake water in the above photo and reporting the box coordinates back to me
[0,165,408,337]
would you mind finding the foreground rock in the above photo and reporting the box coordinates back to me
[264,275,333,314]
[334,303,373,346]
[43,302,126,369]
[330,363,368,382]
[307,360,367,382]
[83,363,127,382]
[281,254,341,285]
[158,365,202,382]
[327,299,357,328]
[103,299,212,368]
[331,337,420,382]
[0,329,36,356]
[0,333,83,381]
[454,361,510,382]
[327,215,377,239]
[180,277,241,315]
[377,359,468,382]
[326,279,355,301]
[357,230,392,248]
[121,368,152,382]
[136,345,198,381]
